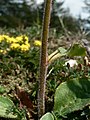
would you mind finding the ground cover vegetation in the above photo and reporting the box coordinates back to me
[0,0,90,120]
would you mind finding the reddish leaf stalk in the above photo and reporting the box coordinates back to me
[38,0,52,119]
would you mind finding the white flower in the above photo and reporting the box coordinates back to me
[84,56,88,65]
[65,59,78,68]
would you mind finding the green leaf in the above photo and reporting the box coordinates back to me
[67,44,86,57]
[40,112,54,120]
[0,96,17,118]
[0,86,6,94]
[48,47,67,64]
[54,77,90,118]
[58,47,67,55]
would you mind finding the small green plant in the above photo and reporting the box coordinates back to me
[0,96,17,119]
[40,43,90,120]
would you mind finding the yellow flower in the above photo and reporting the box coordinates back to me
[0,35,10,42]
[0,35,4,42]
[6,37,16,43]
[0,34,30,52]
[10,43,20,49]
[16,36,23,42]
[25,42,30,47]
[16,35,29,43]
[20,44,30,51]
[0,49,7,54]
[3,35,10,40]
[23,35,28,41]
[25,40,29,45]
[34,40,41,46]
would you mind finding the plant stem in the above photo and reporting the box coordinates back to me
[38,0,52,119]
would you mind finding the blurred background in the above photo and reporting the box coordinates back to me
[0,0,90,30]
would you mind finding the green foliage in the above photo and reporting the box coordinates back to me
[61,15,80,33]
[0,86,6,94]
[48,44,86,64]
[54,77,90,118]
[0,0,81,35]
[46,43,90,119]
[58,47,67,55]
[0,96,17,118]
[40,112,54,120]
[0,0,39,27]
[67,44,86,57]
[0,33,40,119]
[0,27,89,119]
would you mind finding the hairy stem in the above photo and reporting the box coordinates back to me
[38,0,52,119]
